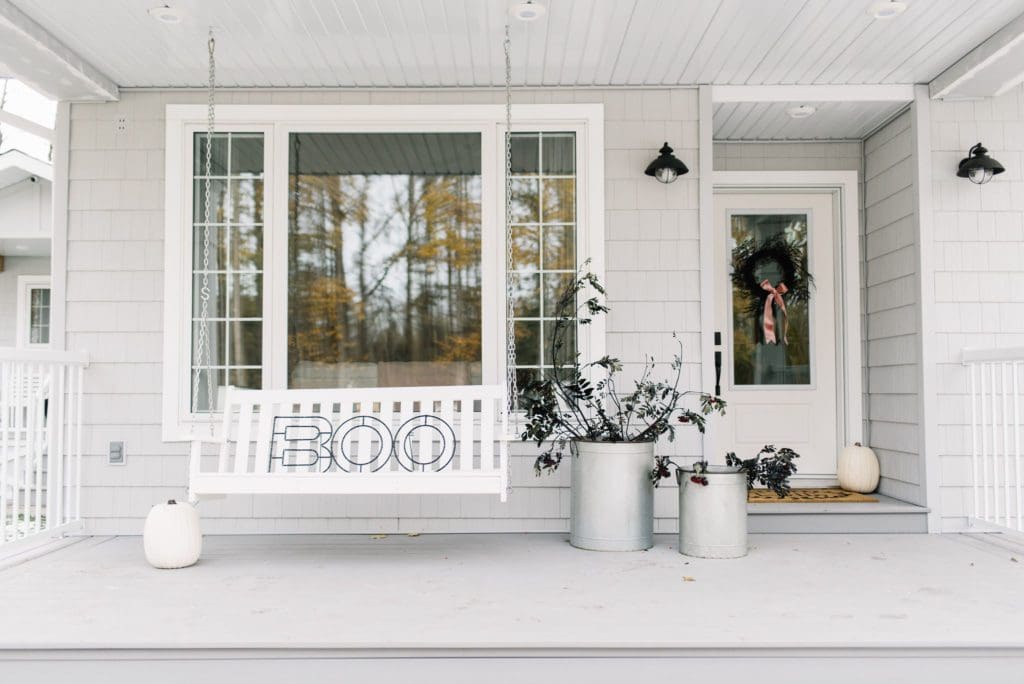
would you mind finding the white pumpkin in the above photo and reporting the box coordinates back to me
[837,442,880,494]
[143,499,202,569]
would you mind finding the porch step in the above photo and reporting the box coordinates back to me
[747,493,928,533]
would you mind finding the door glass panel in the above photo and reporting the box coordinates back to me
[730,213,811,386]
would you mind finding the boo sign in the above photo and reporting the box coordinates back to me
[268,413,457,473]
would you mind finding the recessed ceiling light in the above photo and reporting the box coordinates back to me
[787,105,817,119]
[867,1,907,19]
[148,5,183,24]
[510,1,546,22]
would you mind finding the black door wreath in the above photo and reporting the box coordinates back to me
[730,234,813,345]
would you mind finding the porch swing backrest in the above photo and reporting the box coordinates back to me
[187,384,510,502]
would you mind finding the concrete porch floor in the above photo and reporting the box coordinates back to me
[2,532,1024,682]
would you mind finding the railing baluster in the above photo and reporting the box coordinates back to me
[965,349,1024,532]
[981,363,989,522]
[11,361,22,540]
[1003,362,1011,528]
[33,363,44,534]
[22,362,35,538]
[1015,362,1022,532]
[991,363,1000,525]
[74,364,84,523]
[0,350,88,550]
[64,363,76,525]
[53,366,66,528]
[970,363,979,522]
[0,361,9,541]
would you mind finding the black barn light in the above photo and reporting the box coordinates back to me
[644,142,689,184]
[957,143,1005,185]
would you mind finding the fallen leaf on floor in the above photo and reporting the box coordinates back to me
[369,534,388,540]
[1012,557,1019,563]
[682,576,696,582]
[407,532,421,537]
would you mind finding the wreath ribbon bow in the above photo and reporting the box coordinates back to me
[759,279,789,345]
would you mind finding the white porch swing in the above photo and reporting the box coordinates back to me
[185,25,524,505]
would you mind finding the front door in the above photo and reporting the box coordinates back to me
[712,191,840,479]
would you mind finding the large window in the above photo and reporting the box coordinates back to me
[165,105,603,434]
[287,132,483,389]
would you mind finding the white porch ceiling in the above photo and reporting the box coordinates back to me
[7,0,1024,93]
[713,100,910,141]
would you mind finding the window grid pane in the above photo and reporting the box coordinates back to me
[510,132,577,391]
[191,132,265,411]
[29,287,50,345]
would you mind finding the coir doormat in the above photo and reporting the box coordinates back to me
[747,487,878,503]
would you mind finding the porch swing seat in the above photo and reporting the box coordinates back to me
[187,384,511,503]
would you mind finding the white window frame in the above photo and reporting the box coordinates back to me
[163,104,605,441]
[15,275,52,349]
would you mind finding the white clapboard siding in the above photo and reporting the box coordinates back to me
[863,111,924,506]
[67,87,701,534]
[188,385,510,502]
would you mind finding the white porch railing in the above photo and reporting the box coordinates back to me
[963,347,1024,532]
[0,348,88,551]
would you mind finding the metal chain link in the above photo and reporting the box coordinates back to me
[191,28,216,432]
[503,22,517,496]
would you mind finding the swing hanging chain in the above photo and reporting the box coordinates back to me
[503,22,518,425]
[191,28,216,432]
[503,21,517,497]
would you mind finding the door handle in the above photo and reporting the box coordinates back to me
[714,331,722,396]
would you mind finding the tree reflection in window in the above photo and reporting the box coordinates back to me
[288,133,483,388]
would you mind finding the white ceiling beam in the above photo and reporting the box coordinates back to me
[712,84,915,103]
[0,109,52,142]
[0,0,118,101]
[930,12,1024,99]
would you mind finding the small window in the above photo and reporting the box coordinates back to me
[509,132,578,390]
[29,287,51,345]
[16,276,52,348]
[191,132,265,411]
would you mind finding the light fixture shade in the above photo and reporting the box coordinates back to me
[510,1,546,21]
[957,143,1005,184]
[867,1,907,19]
[644,142,689,184]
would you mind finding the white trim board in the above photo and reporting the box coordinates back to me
[930,12,1024,99]
[708,170,865,460]
[49,101,70,351]
[711,85,915,103]
[911,86,941,532]
[0,0,118,101]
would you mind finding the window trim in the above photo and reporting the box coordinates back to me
[163,104,605,441]
[15,275,52,349]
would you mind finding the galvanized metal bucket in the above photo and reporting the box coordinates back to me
[570,440,654,551]
[677,465,748,559]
